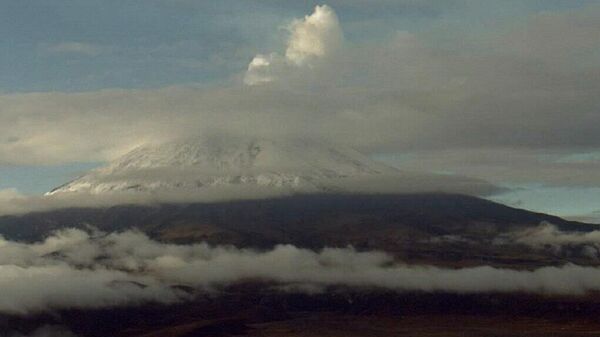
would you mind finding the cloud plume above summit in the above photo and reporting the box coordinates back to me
[244,5,343,85]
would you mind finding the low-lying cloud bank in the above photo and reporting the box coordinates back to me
[511,222,600,246]
[3,228,600,315]
[495,222,600,260]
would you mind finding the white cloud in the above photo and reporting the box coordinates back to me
[244,53,283,85]
[244,5,343,85]
[494,222,600,260]
[5,228,600,314]
[508,222,600,247]
[285,5,343,65]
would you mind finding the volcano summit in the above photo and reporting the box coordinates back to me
[46,136,497,199]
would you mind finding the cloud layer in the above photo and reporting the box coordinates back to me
[496,222,600,260]
[0,168,501,216]
[5,228,600,314]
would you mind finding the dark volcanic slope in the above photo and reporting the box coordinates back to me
[0,193,592,242]
[0,193,594,267]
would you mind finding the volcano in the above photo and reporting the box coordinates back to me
[2,138,600,337]
[2,136,594,266]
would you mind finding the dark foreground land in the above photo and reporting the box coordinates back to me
[5,287,600,337]
[244,314,600,337]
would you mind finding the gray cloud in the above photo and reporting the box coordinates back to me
[0,169,500,216]
[381,148,600,188]
[0,4,598,193]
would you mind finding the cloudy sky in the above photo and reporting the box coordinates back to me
[1,0,600,221]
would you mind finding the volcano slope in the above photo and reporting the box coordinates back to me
[0,193,597,268]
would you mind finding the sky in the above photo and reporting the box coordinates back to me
[1,0,600,221]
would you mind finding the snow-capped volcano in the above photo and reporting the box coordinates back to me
[47,136,399,196]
